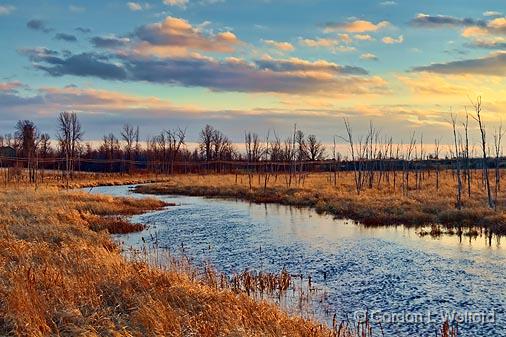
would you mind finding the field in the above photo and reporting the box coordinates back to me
[0,172,463,336]
[0,183,350,337]
[135,170,506,236]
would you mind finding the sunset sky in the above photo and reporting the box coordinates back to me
[1,0,506,145]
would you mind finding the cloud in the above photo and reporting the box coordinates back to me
[0,81,22,92]
[163,0,189,8]
[127,2,143,11]
[0,5,15,15]
[27,19,52,33]
[255,57,368,75]
[411,13,506,40]
[69,5,85,13]
[397,73,474,96]
[76,27,92,33]
[410,13,486,28]
[483,11,502,17]
[380,1,396,5]
[0,82,415,142]
[324,20,390,33]
[199,0,225,4]
[354,34,373,41]
[467,39,506,49]
[488,17,506,33]
[298,37,355,52]
[19,48,128,80]
[451,16,506,49]
[39,86,199,114]
[19,48,386,96]
[299,38,338,48]
[55,33,78,42]
[262,39,294,52]
[132,16,240,54]
[127,2,152,11]
[382,35,403,44]
[411,51,506,76]
[91,35,131,48]
[360,53,378,61]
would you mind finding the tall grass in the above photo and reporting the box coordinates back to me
[0,176,460,336]
[0,186,341,336]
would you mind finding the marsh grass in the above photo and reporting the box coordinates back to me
[0,175,460,336]
[0,186,342,337]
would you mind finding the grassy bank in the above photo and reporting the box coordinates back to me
[0,170,173,189]
[0,186,341,337]
[134,172,506,235]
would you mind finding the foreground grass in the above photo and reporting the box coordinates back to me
[0,186,339,337]
[135,172,506,235]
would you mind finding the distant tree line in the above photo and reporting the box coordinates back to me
[1,99,505,212]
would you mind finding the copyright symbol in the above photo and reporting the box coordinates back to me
[354,310,367,322]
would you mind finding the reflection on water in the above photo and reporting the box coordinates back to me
[88,185,505,337]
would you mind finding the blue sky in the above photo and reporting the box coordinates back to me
[1,0,506,144]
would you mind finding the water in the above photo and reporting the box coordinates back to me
[88,185,506,337]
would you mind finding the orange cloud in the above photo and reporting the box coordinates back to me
[299,38,338,48]
[0,81,22,91]
[39,86,202,115]
[132,16,241,56]
[382,35,404,44]
[263,39,295,52]
[354,34,373,41]
[325,20,390,33]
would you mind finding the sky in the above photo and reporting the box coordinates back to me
[1,0,506,147]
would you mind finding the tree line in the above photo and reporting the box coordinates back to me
[0,98,505,213]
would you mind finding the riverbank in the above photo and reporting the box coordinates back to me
[0,185,337,336]
[134,173,506,236]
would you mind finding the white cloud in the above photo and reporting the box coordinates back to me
[380,1,397,6]
[382,35,404,44]
[69,5,85,13]
[263,39,294,52]
[361,52,378,60]
[127,2,152,11]
[483,11,502,17]
[163,0,189,8]
[0,5,15,15]
[200,0,225,4]
[127,2,143,11]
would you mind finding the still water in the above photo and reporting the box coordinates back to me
[88,185,505,337]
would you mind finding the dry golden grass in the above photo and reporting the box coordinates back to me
[0,169,172,189]
[0,186,341,337]
[135,170,506,235]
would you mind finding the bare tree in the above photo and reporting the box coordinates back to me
[451,113,462,210]
[57,112,83,182]
[101,133,120,171]
[121,124,138,161]
[199,124,215,161]
[165,128,186,174]
[434,138,441,191]
[471,97,494,208]
[493,123,504,209]
[38,133,51,182]
[15,120,39,183]
[121,124,139,172]
[462,111,471,197]
[342,118,361,194]
[306,134,325,161]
